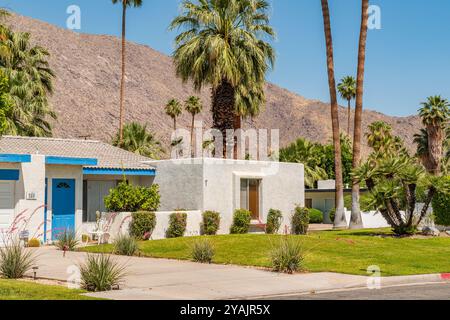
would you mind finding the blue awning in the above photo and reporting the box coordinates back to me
[83,168,156,176]
[45,156,98,166]
[0,169,20,181]
[0,154,31,163]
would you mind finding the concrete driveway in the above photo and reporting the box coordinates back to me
[26,246,448,300]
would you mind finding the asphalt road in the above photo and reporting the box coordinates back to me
[261,283,450,300]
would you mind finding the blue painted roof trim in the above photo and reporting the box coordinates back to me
[45,156,98,166]
[0,169,20,181]
[0,154,31,163]
[83,168,156,176]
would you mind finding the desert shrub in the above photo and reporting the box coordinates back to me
[191,239,215,263]
[266,209,283,234]
[309,208,324,224]
[129,211,156,240]
[79,254,126,292]
[201,211,221,235]
[230,209,252,234]
[291,207,309,235]
[104,182,160,212]
[113,234,139,256]
[271,237,304,274]
[27,238,40,248]
[166,212,187,238]
[55,229,79,251]
[433,190,450,226]
[82,234,91,243]
[0,242,36,279]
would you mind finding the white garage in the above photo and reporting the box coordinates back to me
[0,181,15,232]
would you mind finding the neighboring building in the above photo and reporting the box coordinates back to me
[0,136,155,243]
[305,180,389,228]
[150,158,305,234]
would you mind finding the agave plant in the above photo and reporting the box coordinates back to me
[0,241,36,279]
[79,254,127,292]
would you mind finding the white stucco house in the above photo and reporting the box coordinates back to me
[0,136,305,242]
[0,136,155,243]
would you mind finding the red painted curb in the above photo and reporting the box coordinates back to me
[440,273,450,280]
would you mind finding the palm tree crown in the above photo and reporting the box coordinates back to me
[337,76,356,101]
[419,96,450,127]
[165,99,182,130]
[111,0,143,8]
[170,0,275,156]
[113,122,163,159]
[0,26,56,137]
[185,96,202,116]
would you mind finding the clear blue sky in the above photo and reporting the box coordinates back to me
[2,0,450,116]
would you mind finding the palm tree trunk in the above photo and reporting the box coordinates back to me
[212,80,235,158]
[233,114,241,160]
[118,2,127,143]
[350,0,369,230]
[427,124,443,175]
[321,0,347,229]
[191,114,195,158]
[347,99,351,137]
[173,118,177,131]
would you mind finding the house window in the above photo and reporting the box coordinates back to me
[240,179,261,220]
[83,180,118,222]
[305,199,313,209]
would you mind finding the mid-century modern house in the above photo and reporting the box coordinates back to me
[0,136,305,242]
[150,158,305,234]
[0,136,155,243]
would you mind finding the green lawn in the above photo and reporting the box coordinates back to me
[0,279,101,300]
[81,229,450,276]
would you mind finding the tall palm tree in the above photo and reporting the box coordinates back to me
[350,0,369,230]
[418,95,450,175]
[170,0,275,157]
[185,96,203,157]
[112,0,143,143]
[337,76,356,137]
[113,122,163,159]
[320,0,346,229]
[0,28,56,136]
[165,99,182,131]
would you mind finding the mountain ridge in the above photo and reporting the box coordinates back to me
[5,13,421,156]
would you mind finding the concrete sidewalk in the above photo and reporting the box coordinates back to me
[27,246,449,300]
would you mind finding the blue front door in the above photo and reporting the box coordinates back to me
[52,179,75,239]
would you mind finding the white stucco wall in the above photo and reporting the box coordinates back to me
[0,155,47,242]
[82,210,202,242]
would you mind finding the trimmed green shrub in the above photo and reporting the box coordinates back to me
[55,229,79,251]
[271,237,304,274]
[79,254,126,292]
[201,211,221,235]
[166,212,187,238]
[0,241,36,279]
[291,207,309,235]
[113,234,139,256]
[309,208,324,224]
[329,208,336,223]
[191,239,215,263]
[104,182,160,212]
[129,211,156,240]
[266,209,283,234]
[230,209,252,234]
[432,181,450,226]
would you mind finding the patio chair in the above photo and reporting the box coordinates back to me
[88,212,111,245]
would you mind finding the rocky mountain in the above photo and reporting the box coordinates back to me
[5,13,421,157]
